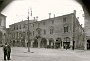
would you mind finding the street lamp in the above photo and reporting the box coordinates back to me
[27,7,32,52]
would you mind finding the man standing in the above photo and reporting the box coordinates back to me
[7,43,11,60]
[3,43,7,60]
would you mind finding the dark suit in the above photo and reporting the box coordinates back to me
[7,45,11,60]
[3,45,7,60]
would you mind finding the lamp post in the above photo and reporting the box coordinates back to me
[27,7,32,52]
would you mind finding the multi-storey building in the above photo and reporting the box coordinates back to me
[7,20,36,47]
[0,13,6,46]
[7,11,85,49]
[84,8,90,50]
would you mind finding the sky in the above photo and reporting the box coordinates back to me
[1,0,84,28]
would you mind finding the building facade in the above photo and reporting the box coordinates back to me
[0,13,6,46]
[84,8,90,50]
[7,12,85,49]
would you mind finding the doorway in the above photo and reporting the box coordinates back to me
[87,40,90,50]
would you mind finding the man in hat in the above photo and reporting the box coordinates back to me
[7,43,11,60]
[3,43,8,60]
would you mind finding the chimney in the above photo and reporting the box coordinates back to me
[77,17,79,20]
[49,13,51,19]
[81,24,82,27]
[54,14,55,18]
[34,17,35,20]
[73,10,76,16]
[36,16,38,21]
[22,19,23,21]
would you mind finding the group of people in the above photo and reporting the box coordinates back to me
[3,43,11,60]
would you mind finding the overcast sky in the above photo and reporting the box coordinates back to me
[1,0,84,28]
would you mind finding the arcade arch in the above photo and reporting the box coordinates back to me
[33,38,38,48]
[49,38,54,48]
[21,37,25,47]
[13,40,15,46]
[63,37,70,49]
[40,38,47,48]
[55,38,62,48]
[87,40,90,50]
[0,31,2,44]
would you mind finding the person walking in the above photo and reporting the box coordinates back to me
[3,43,8,60]
[7,43,11,60]
[66,44,67,50]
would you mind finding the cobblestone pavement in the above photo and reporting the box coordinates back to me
[0,47,90,61]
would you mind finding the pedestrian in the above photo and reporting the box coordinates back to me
[3,43,8,60]
[66,44,67,50]
[7,43,11,60]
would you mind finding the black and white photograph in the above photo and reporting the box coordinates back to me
[0,0,90,61]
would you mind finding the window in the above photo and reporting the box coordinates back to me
[50,29,52,34]
[12,34,13,38]
[17,25,18,30]
[64,26,68,33]
[52,20,54,24]
[38,30,40,34]
[64,37,70,42]
[23,24,25,28]
[17,32,18,38]
[50,26,54,34]
[44,29,46,35]
[19,33,21,37]
[33,24,34,27]
[38,23,40,27]
[33,31,34,36]
[43,22,45,25]
[14,33,15,38]
[63,17,66,22]
[52,29,54,34]
[14,26,15,30]
[20,25,21,29]
[36,28,42,35]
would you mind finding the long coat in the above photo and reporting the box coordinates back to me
[7,45,11,53]
[3,45,7,54]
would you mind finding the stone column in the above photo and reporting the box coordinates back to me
[84,36,87,50]
[61,38,64,49]
[46,39,49,48]
[47,39,49,45]
[19,40,21,47]
[38,38,41,48]
[70,37,73,50]
[70,40,73,50]
[25,39,27,47]
[31,41,33,48]
[53,39,56,49]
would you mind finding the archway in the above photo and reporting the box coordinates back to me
[13,40,15,47]
[33,38,38,48]
[17,40,20,47]
[40,38,47,48]
[49,38,54,48]
[87,40,90,50]
[55,38,62,48]
[0,31,2,44]
[21,38,25,47]
[63,37,70,49]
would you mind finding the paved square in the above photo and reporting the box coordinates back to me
[0,47,90,61]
